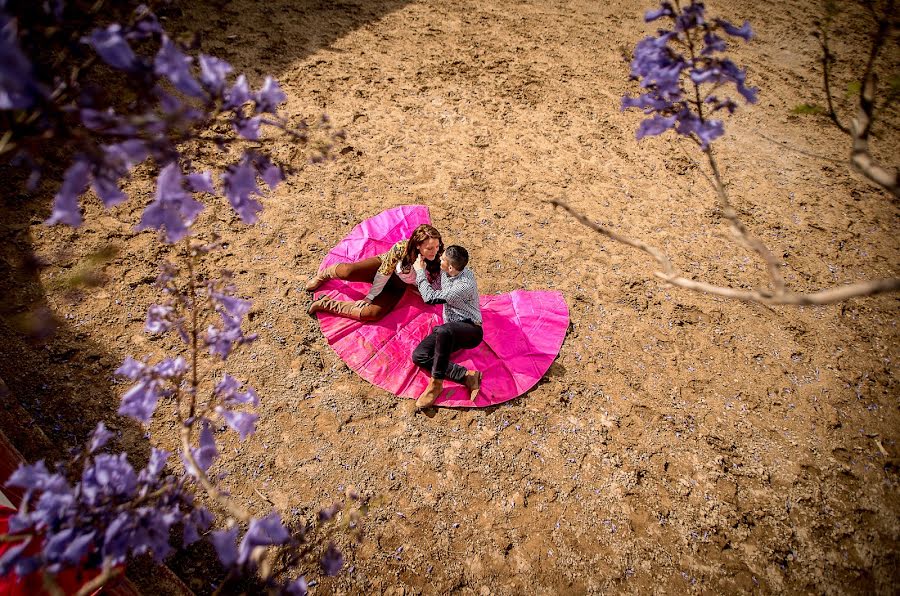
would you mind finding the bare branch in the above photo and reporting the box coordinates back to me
[655,272,900,305]
[74,557,121,596]
[546,198,674,276]
[180,426,252,523]
[851,74,900,197]
[549,199,900,306]
[703,149,786,295]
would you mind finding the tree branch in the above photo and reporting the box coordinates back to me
[703,149,787,295]
[851,73,900,198]
[548,199,900,306]
[74,557,121,596]
[180,426,252,523]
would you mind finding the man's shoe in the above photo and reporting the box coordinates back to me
[416,378,443,409]
[463,370,482,401]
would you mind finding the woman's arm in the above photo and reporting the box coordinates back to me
[366,240,407,301]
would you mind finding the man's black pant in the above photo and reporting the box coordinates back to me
[412,320,483,382]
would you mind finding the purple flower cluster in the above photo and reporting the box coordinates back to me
[621,1,759,148]
[1,4,293,243]
[0,424,209,577]
[115,356,187,424]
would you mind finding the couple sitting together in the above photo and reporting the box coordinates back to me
[305,224,482,409]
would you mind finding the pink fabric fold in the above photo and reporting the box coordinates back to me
[313,205,568,407]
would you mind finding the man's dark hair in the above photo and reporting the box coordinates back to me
[445,245,469,270]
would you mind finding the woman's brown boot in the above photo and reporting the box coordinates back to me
[307,296,364,319]
[304,264,339,292]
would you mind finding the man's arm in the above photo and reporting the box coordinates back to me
[416,269,471,305]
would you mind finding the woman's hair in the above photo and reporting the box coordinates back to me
[401,224,443,278]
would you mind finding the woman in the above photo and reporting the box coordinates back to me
[306,223,443,321]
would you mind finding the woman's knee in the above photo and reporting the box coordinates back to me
[358,305,386,322]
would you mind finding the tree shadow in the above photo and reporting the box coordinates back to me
[2,0,412,591]
[166,0,412,79]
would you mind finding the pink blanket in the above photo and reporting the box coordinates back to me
[312,205,568,407]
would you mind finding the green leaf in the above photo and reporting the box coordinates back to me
[791,103,825,115]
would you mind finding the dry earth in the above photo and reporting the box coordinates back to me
[1,0,899,594]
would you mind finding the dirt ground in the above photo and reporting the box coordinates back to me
[1,0,899,593]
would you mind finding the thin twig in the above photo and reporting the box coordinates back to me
[548,198,900,306]
[74,557,121,596]
[546,198,674,276]
[704,148,786,295]
[754,131,845,164]
[180,426,251,523]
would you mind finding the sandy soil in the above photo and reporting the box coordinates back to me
[2,0,899,593]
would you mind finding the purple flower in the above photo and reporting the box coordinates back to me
[46,160,90,226]
[154,36,205,99]
[88,24,138,71]
[211,291,251,318]
[198,54,233,94]
[622,2,758,147]
[116,356,187,423]
[261,164,284,190]
[224,74,251,110]
[675,112,724,148]
[255,76,286,113]
[80,453,138,505]
[238,513,290,564]
[118,375,161,423]
[183,507,213,546]
[222,161,263,224]
[0,16,41,109]
[0,537,32,576]
[93,174,127,207]
[320,542,343,576]
[675,1,706,32]
[621,94,671,112]
[138,448,170,484]
[89,422,114,453]
[145,303,175,334]
[206,310,257,360]
[214,374,260,406]
[104,140,148,168]
[186,170,214,193]
[211,527,240,567]
[702,31,727,54]
[61,531,95,565]
[115,356,146,379]
[6,460,64,496]
[81,108,138,135]
[644,2,673,22]
[717,18,753,41]
[219,409,258,440]
[187,419,218,475]
[233,116,261,140]
[137,163,205,243]
[286,577,309,596]
[636,115,676,139]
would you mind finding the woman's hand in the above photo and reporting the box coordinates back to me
[354,299,371,310]
[413,255,425,272]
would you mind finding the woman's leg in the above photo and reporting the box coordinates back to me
[305,256,382,291]
[308,273,406,321]
[334,257,382,282]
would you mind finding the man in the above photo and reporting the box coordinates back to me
[411,245,483,409]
